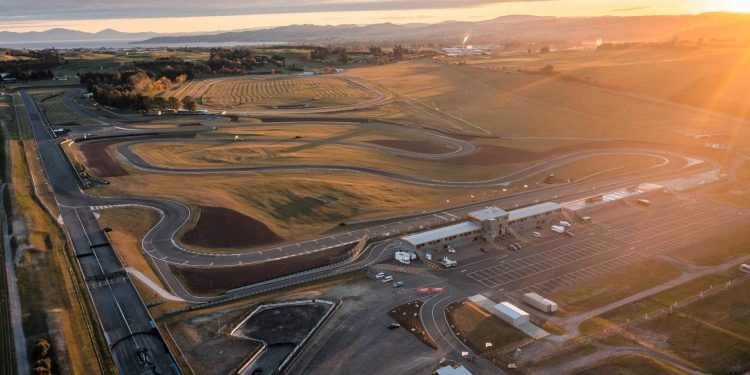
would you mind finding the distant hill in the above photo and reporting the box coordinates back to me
[0,28,162,43]
[137,12,750,45]
[0,27,263,44]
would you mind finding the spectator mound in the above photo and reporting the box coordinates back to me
[182,206,283,248]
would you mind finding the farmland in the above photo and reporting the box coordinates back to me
[343,59,748,149]
[448,45,750,122]
[199,76,377,109]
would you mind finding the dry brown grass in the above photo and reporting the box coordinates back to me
[549,259,682,315]
[9,140,107,374]
[128,139,519,181]
[92,169,512,244]
[344,60,744,145]
[199,76,375,109]
[95,206,165,288]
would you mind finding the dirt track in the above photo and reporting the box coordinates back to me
[182,206,283,249]
[171,242,355,294]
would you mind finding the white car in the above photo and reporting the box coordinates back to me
[559,221,572,227]
[447,247,456,254]
[375,272,385,279]
[382,276,394,283]
[532,232,542,238]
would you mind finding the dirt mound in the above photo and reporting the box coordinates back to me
[171,242,355,295]
[182,206,283,249]
[77,139,129,177]
[366,139,455,154]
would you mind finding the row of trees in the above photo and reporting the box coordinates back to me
[0,49,65,82]
[92,84,197,112]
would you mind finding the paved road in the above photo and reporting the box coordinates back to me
[20,91,181,375]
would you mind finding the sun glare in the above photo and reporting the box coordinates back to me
[717,0,750,13]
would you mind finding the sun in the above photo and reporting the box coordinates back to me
[717,0,750,13]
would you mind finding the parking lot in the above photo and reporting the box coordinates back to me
[457,194,750,294]
[466,237,613,288]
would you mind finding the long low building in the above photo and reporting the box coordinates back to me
[401,221,482,250]
[401,202,562,252]
[562,183,664,216]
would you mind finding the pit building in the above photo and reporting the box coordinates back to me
[401,202,561,252]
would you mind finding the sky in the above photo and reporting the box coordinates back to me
[1,0,748,33]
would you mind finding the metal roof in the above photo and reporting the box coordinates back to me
[467,206,508,222]
[508,202,561,222]
[494,302,529,319]
[436,365,473,375]
[401,221,481,246]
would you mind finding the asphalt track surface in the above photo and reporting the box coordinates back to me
[20,85,718,373]
[20,92,181,375]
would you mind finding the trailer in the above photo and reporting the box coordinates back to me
[493,302,530,327]
[522,292,558,313]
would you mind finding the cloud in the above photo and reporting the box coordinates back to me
[0,0,552,22]
[611,6,650,12]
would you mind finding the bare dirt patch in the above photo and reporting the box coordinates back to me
[77,139,129,177]
[171,242,355,295]
[182,206,283,249]
[365,139,455,154]
[388,300,438,350]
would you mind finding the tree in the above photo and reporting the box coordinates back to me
[168,97,180,111]
[336,48,348,64]
[181,96,197,111]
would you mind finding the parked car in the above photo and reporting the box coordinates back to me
[388,322,401,329]
[382,276,393,283]
[532,232,542,238]
[374,272,385,279]
[393,281,404,288]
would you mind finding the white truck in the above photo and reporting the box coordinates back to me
[395,251,412,265]
[439,257,458,268]
[551,225,566,234]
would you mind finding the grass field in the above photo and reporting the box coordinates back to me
[7,137,108,373]
[632,280,750,375]
[32,91,97,126]
[128,139,517,181]
[574,354,687,375]
[93,205,186,316]
[344,60,744,147]
[199,76,376,109]
[549,259,682,315]
[454,46,750,121]
[579,268,746,334]
[92,169,507,246]
[445,301,527,368]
